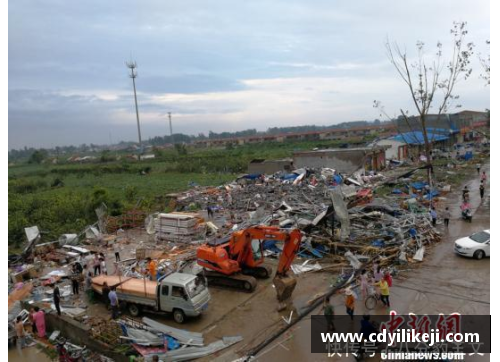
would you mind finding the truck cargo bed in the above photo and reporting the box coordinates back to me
[92,275,157,304]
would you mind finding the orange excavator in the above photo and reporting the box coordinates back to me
[197,226,302,304]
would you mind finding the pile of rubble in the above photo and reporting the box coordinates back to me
[118,317,242,361]
[162,166,443,270]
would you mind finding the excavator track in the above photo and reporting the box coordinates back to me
[204,271,258,293]
[242,265,272,279]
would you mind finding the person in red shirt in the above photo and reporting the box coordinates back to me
[384,271,393,288]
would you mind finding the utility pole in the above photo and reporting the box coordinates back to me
[126,60,143,158]
[168,112,174,145]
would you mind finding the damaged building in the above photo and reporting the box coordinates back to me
[247,158,293,174]
[293,147,387,173]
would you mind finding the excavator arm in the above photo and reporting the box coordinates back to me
[239,226,303,304]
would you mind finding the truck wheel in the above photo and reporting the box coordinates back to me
[128,303,140,317]
[173,309,185,324]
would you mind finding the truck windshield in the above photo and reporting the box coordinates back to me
[185,276,207,299]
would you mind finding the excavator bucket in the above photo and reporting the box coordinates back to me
[273,275,297,302]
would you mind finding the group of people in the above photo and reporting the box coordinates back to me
[322,262,393,332]
[430,168,487,227]
[15,306,46,348]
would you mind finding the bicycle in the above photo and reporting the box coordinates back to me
[364,286,381,310]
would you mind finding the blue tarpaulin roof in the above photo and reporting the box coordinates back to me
[391,131,449,145]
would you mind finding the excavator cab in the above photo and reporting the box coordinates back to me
[197,226,301,304]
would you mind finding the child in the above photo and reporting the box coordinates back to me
[15,316,25,348]
[345,289,355,321]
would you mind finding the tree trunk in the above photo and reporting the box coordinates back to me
[420,114,433,186]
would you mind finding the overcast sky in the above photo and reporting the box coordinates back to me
[8,0,490,149]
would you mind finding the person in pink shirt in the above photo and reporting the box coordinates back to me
[32,306,46,338]
[481,171,487,182]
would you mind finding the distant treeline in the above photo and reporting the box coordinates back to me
[9,119,386,161]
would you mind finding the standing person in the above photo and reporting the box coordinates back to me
[28,308,37,335]
[71,265,80,296]
[480,182,485,200]
[109,286,119,319]
[359,269,369,299]
[443,207,451,227]
[375,278,391,310]
[85,271,94,302]
[15,316,26,348]
[372,260,379,277]
[462,186,470,202]
[74,261,83,274]
[481,171,487,183]
[322,296,335,331]
[429,207,437,226]
[53,285,61,316]
[383,271,393,288]
[100,257,108,275]
[32,307,46,338]
[476,163,481,174]
[373,266,383,283]
[206,205,213,219]
[102,282,110,309]
[114,243,121,262]
[93,254,101,276]
[146,257,157,281]
[345,289,355,321]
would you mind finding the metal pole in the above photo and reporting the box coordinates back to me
[126,61,143,157]
[132,76,142,153]
[168,112,174,145]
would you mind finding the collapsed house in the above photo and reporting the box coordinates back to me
[293,147,388,173]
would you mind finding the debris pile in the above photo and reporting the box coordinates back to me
[117,317,243,361]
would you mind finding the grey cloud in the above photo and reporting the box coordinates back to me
[8,0,490,148]
[137,75,247,94]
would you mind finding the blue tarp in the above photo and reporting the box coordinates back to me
[242,174,262,180]
[462,151,473,161]
[281,173,299,180]
[391,130,449,145]
[165,335,180,350]
[263,240,282,254]
[410,182,428,190]
[371,240,385,248]
[424,190,440,200]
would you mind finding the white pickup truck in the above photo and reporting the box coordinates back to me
[92,273,210,323]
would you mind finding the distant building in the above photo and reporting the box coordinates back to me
[247,158,294,174]
[396,110,488,135]
[293,147,387,173]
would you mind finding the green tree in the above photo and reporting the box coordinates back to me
[29,150,48,164]
[383,21,474,184]
[175,143,188,155]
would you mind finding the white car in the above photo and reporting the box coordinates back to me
[454,230,490,259]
